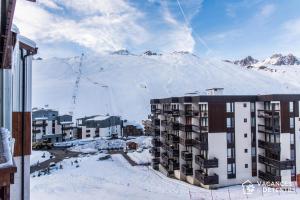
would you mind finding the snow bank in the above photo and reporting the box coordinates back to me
[30,151,51,166]
[0,128,14,168]
[127,149,151,164]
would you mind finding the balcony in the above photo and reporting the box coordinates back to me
[167,148,179,157]
[62,126,73,130]
[257,110,280,118]
[32,122,48,127]
[195,155,218,168]
[168,135,180,144]
[163,109,172,115]
[258,140,280,152]
[179,137,194,146]
[172,109,181,116]
[151,108,161,114]
[258,170,281,182]
[180,124,200,133]
[169,160,180,170]
[151,147,160,157]
[200,126,208,133]
[258,125,280,134]
[168,122,180,130]
[32,129,41,134]
[161,120,167,127]
[181,164,193,176]
[193,139,208,150]
[181,151,193,161]
[258,155,294,170]
[151,138,161,147]
[195,170,219,185]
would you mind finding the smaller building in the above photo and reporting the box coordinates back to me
[76,115,122,139]
[32,108,74,143]
[122,120,143,137]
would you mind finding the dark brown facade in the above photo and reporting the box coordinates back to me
[12,112,32,156]
[208,102,226,133]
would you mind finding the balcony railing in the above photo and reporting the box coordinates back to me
[172,109,181,116]
[179,137,194,146]
[168,122,180,130]
[258,170,281,182]
[167,148,179,158]
[152,158,160,165]
[258,140,280,152]
[195,155,218,168]
[151,108,161,114]
[193,139,208,150]
[32,122,48,127]
[180,124,200,133]
[168,135,180,144]
[258,155,294,170]
[200,126,208,133]
[257,110,280,118]
[181,151,193,161]
[32,129,41,134]
[258,125,280,134]
[195,170,219,185]
[181,164,193,176]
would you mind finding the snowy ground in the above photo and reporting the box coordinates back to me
[127,148,152,165]
[30,154,300,200]
[30,151,51,166]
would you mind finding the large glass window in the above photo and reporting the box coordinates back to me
[226,102,234,112]
[290,118,294,128]
[227,117,234,128]
[289,102,294,112]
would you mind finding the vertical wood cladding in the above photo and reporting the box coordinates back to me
[12,112,31,156]
[208,102,226,132]
[280,101,289,133]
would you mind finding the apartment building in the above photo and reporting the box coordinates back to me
[0,1,37,199]
[150,92,300,189]
[32,109,74,143]
[76,115,122,139]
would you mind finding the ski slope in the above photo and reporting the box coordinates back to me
[32,52,300,123]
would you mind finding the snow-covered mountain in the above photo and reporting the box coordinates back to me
[233,56,258,66]
[232,53,300,67]
[32,52,300,123]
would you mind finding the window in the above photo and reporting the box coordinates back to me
[244,118,247,123]
[227,163,236,178]
[226,102,234,112]
[227,118,234,128]
[251,147,256,156]
[245,164,248,168]
[290,118,294,128]
[227,132,234,143]
[250,102,255,112]
[244,133,247,138]
[244,149,248,153]
[243,103,247,108]
[291,134,295,144]
[251,117,255,127]
[289,102,294,112]
[227,148,235,158]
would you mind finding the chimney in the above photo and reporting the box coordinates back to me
[206,88,224,95]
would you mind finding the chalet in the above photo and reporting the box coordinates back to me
[122,120,143,137]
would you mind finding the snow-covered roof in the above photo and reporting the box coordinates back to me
[33,117,48,121]
[0,128,13,168]
[86,115,110,121]
[11,24,20,34]
[19,35,37,48]
[60,121,73,125]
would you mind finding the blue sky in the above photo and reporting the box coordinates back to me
[14,0,300,59]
